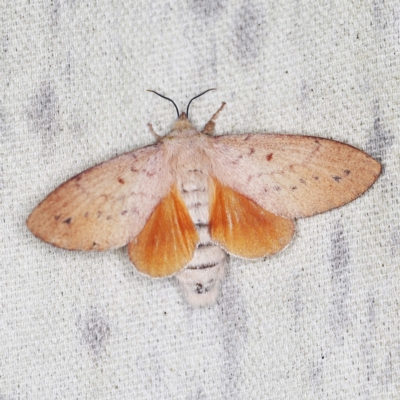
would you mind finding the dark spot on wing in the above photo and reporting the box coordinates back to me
[97,211,102,218]
[231,156,243,165]
[84,212,89,217]
[291,186,297,190]
[55,215,60,220]
[263,187,268,193]
[130,167,139,172]
[344,170,351,175]
[248,148,255,155]
[106,216,112,220]
[131,207,139,215]
[121,210,128,215]
[63,217,72,224]
[243,134,251,141]
[332,176,342,182]
[273,185,281,191]
[300,178,306,184]
[266,153,273,161]
[313,176,319,180]
[92,242,97,247]
[75,175,82,181]
[118,178,125,184]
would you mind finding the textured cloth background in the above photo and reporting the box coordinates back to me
[1,1,399,399]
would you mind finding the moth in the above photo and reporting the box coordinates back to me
[27,90,381,307]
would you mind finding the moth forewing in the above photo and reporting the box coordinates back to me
[26,145,173,251]
[208,134,381,218]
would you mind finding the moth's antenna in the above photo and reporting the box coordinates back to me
[186,88,216,118]
[147,90,180,118]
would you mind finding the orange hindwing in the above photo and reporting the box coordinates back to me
[128,185,199,277]
[209,178,295,259]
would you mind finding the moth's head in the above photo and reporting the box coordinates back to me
[147,89,216,137]
[171,112,195,132]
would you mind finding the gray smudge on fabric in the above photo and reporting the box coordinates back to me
[309,351,325,396]
[29,82,60,148]
[360,292,377,396]
[366,100,394,162]
[329,220,350,344]
[372,0,388,30]
[76,308,110,356]
[391,229,400,257]
[233,2,264,63]
[218,270,248,399]
[188,0,225,19]
[291,272,305,332]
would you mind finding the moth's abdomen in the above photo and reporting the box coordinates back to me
[176,169,227,307]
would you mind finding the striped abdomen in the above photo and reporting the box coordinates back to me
[175,168,226,307]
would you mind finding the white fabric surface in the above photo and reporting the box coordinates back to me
[1,1,399,399]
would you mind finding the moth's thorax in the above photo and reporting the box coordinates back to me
[163,131,212,180]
